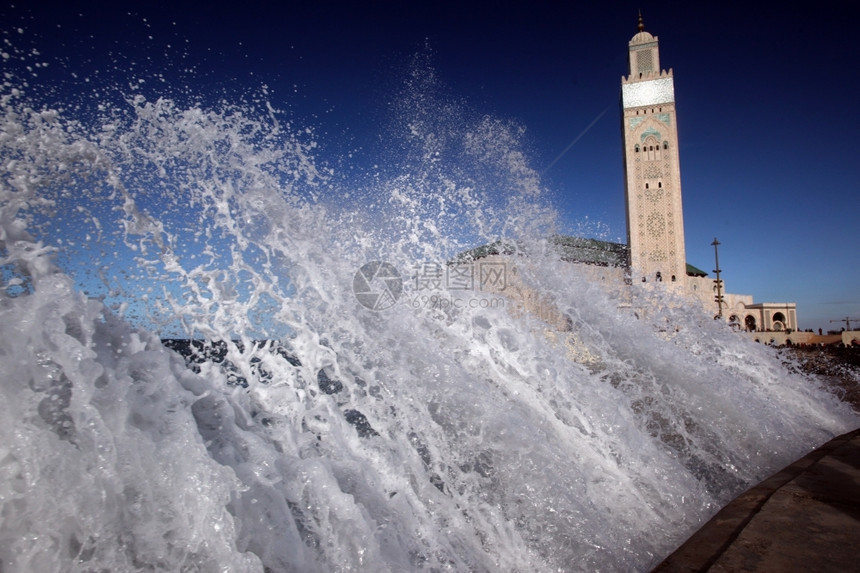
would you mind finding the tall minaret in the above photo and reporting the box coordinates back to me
[621,14,687,287]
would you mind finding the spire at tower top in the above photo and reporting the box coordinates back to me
[629,11,655,45]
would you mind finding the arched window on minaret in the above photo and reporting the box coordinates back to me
[644,136,661,161]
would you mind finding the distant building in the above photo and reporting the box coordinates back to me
[619,14,798,334]
[464,15,802,340]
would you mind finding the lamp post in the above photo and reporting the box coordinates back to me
[712,238,724,319]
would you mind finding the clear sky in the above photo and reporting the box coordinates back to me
[3,1,858,334]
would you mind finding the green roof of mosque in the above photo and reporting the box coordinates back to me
[458,235,710,277]
[456,235,629,268]
[686,263,708,277]
[454,240,521,261]
[550,235,629,267]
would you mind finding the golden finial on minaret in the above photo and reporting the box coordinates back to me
[637,11,645,32]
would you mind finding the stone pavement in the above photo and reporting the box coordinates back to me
[653,428,860,572]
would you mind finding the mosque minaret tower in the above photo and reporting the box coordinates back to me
[621,14,687,287]
[465,15,802,338]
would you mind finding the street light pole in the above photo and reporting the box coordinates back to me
[712,238,724,319]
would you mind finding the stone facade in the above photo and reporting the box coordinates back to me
[621,18,687,289]
[464,16,803,339]
[621,16,799,335]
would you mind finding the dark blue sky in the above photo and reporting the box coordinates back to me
[4,1,858,332]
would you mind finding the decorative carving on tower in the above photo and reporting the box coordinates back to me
[621,15,687,287]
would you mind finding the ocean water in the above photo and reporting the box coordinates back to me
[1,36,857,573]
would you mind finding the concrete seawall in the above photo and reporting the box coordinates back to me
[653,428,860,572]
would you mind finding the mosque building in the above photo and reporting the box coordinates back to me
[619,14,798,336]
[621,15,797,332]
[466,15,804,341]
